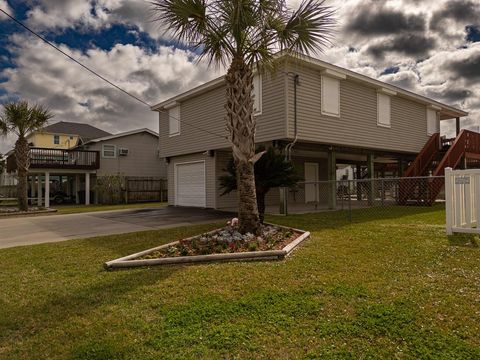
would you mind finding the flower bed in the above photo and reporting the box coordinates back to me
[104,222,311,269]
[139,224,299,259]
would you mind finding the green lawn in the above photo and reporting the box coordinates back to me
[1,206,479,359]
[53,202,167,215]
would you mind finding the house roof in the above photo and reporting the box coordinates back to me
[41,121,111,140]
[150,52,468,120]
[81,128,158,144]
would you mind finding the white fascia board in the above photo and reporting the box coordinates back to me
[429,104,442,111]
[377,87,397,96]
[163,101,179,110]
[321,68,346,80]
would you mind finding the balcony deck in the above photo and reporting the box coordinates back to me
[7,147,100,172]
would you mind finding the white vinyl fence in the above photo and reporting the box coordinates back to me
[445,167,480,235]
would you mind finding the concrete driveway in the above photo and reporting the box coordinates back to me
[0,207,232,249]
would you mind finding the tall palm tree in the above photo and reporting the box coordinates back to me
[152,0,335,234]
[0,101,53,211]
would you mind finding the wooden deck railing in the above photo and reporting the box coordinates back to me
[6,148,100,172]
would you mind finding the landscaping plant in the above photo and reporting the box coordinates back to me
[220,146,301,222]
[0,101,53,211]
[151,0,335,234]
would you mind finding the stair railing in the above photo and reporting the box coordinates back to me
[427,130,480,204]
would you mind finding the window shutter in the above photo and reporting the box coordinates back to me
[321,75,340,117]
[169,105,180,136]
[427,108,438,135]
[377,93,391,127]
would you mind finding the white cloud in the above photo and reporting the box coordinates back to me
[0,33,221,153]
[1,0,480,153]
[0,0,12,17]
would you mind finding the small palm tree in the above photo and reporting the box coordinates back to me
[152,0,335,234]
[0,101,53,211]
[219,146,301,223]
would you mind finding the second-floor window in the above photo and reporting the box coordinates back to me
[169,105,181,136]
[252,74,262,115]
[321,75,340,117]
[377,93,391,127]
[53,135,60,145]
[102,144,116,158]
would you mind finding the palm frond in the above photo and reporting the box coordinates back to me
[279,0,336,54]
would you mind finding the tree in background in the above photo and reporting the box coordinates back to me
[152,0,335,234]
[0,101,53,211]
[220,146,301,223]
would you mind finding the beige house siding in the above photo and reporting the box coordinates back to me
[285,64,430,154]
[167,152,216,208]
[158,70,287,158]
[85,132,166,178]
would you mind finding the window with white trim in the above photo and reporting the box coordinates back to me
[321,75,340,117]
[53,135,60,145]
[427,108,439,135]
[169,105,181,136]
[102,144,116,158]
[252,74,262,115]
[377,93,391,127]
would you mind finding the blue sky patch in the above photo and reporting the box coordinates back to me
[466,25,480,43]
[381,66,400,75]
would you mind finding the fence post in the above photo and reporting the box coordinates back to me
[348,180,352,222]
[381,179,385,207]
[367,154,374,206]
[445,167,453,235]
[124,178,129,204]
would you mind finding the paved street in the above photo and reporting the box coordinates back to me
[0,207,231,249]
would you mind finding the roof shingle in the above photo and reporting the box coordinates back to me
[42,121,111,141]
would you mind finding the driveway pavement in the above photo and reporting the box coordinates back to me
[0,207,232,249]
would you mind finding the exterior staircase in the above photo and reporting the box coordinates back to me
[399,130,480,205]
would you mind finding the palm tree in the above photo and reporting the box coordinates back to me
[0,101,53,211]
[152,0,335,234]
[219,146,301,223]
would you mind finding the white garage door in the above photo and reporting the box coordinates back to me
[175,162,206,207]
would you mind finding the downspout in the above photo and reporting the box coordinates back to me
[284,74,299,161]
[282,74,299,215]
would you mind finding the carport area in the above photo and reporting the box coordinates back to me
[0,207,231,249]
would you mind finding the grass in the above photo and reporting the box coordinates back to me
[53,202,167,215]
[1,206,479,359]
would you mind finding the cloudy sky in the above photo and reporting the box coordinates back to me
[0,0,479,154]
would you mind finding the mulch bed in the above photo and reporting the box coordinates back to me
[139,224,301,259]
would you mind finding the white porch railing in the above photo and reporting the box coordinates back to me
[445,167,480,235]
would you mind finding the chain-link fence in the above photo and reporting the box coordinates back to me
[283,176,445,221]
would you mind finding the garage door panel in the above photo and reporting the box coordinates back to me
[176,162,206,207]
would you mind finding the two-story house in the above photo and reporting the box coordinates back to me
[27,121,112,149]
[151,53,470,212]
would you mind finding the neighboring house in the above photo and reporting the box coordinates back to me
[6,124,166,207]
[151,52,470,211]
[0,150,17,187]
[28,121,112,149]
[79,128,166,178]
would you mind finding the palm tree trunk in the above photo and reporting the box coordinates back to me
[225,57,260,235]
[15,136,30,211]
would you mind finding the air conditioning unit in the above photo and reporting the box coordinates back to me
[118,148,129,156]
